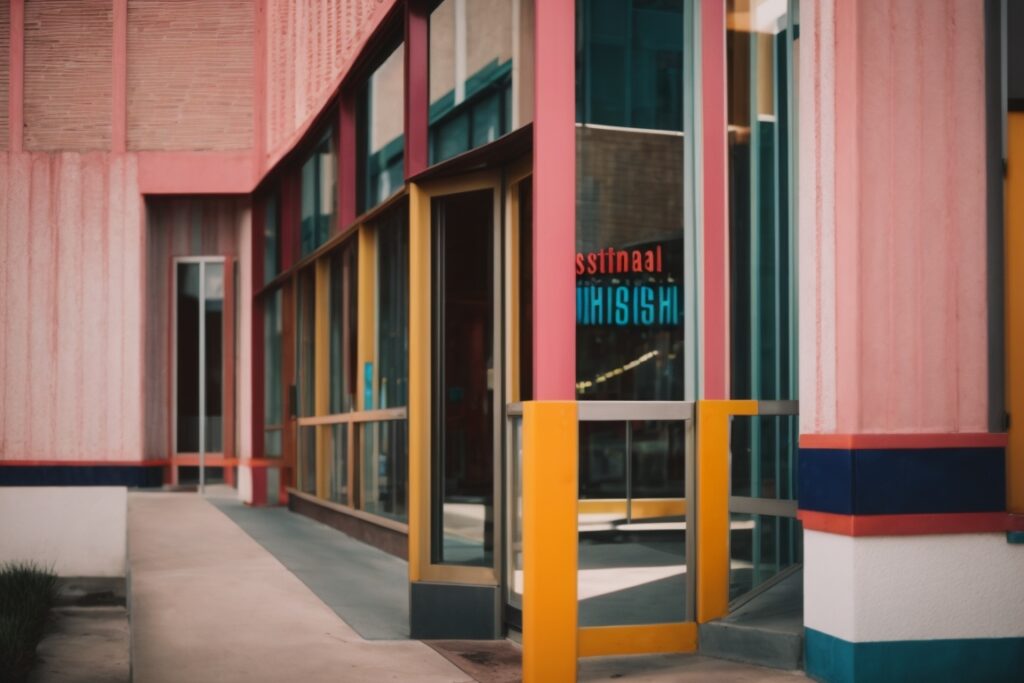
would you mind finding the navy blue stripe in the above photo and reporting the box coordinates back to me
[806,628,1024,683]
[0,465,164,487]
[798,447,1005,515]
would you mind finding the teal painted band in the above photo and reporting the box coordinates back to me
[1007,530,1024,544]
[805,629,1024,683]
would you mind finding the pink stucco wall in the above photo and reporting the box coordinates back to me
[0,152,145,461]
[799,0,988,435]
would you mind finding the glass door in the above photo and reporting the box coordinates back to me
[431,188,500,569]
[174,257,227,490]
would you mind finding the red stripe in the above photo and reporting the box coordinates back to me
[799,510,1024,536]
[0,460,168,467]
[800,433,1008,450]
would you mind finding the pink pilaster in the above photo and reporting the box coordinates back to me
[532,0,575,401]
[9,0,23,153]
[701,0,728,399]
[112,0,127,153]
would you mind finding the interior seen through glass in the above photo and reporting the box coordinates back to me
[432,190,495,567]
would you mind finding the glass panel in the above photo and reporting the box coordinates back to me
[176,263,201,452]
[508,414,524,609]
[727,0,797,404]
[730,513,802,601]
[301,130,338,256]
[203,263,224,453]
[361,419,408,522]
[298,425,317,495]
[328,423,349,505]
[263,289,284,455]
[297,268,316,417]
[575,0,686,402]
[518,180,533,400]
[432,190,495,567]
[329,242,358,413]
[376,203,409,409]
[579,421,627,499]
[359,43,405,214]
[578,419,687,627]
[264,429,283,458]
[577,0,684,130]
[264,193,281,284]
[428,0,533,163]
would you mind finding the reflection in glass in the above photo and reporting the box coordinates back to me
[362,420,408,522]
[203,263,224,452]
[176,261,225,454]
[264,193,281,284]
[328,424,348,505]
[301,130,337,256]
[263,289,284,457]
[508,415,524,609]
[577,419,687,627]
[726,0,801,599]
[298,426,316,495]
[575,0,686,402]
[359,43,405,214]
[432,190,494,566]
[577,0,684,130]
[176,263,201,452]
[329,242,358,414]
[376,204,409,409]
[729,513,802,601]
[297,269,316,418]
[428,0,534,163]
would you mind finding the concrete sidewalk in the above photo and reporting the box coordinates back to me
[128,491,809,683]
[128,492,473,683]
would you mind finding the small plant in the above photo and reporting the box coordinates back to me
[0,561,58,683]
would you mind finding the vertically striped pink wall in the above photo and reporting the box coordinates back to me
[0,152,145,461]
[143,197,251,460]
[799,0,988,435]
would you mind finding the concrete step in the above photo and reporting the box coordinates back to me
[698,569,804,671]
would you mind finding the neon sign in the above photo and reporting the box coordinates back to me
[576,245,680,327]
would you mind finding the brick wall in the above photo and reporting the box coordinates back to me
[265,0,393,160]
[24,0,113,151]
[0,2,9,149]
[127,0,254,151]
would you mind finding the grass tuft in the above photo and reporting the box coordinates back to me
[0,561,58,683]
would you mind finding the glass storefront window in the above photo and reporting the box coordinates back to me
[297,268,316,418]
[263,288,284,457]
[264,193,281,284]
[329,241,358,413]
[376,204,409,409]
[359,43,405,214]
[300,129,338,257]
[428,0,534,164]
[575,0,686,401]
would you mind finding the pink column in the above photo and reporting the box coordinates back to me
[701,0,728,399]
[532,0,575,401]
[9,0,23,153]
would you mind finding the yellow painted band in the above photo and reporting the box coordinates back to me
[578,498,687,518]
[407,182,430,582]
[523,401,578,683]
[578,623,698,657]
[696,400,757,623]
[1007,114,1024,514]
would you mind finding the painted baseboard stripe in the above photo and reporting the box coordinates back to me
[805,628,1024,683]
[0,463,165,487]
[799,447,1005,515]
[798,510,1024,536]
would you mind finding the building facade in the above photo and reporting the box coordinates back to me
[0,1,1022,681]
